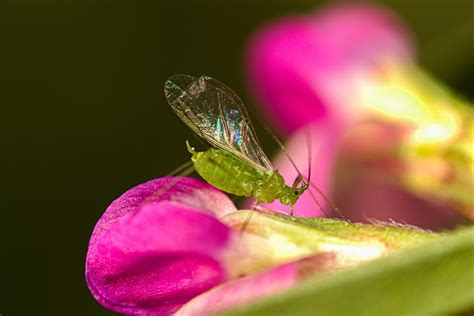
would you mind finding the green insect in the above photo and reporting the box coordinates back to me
[164,74,309,215]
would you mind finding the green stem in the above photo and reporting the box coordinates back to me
[221,226,474,316]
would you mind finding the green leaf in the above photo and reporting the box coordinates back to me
[220,226,474,316]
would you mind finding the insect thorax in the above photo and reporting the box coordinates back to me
[190,147,284,203]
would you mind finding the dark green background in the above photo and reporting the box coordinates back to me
[1,1,472,315]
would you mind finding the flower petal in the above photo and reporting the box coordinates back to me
[86,177,237,315]
[176,253,339,316]
[246,4,412,134]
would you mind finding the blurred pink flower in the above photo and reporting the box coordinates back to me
[246,4,463,228]
[247,4,412,135]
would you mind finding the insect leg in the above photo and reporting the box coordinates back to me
[165,160,194,177]
[142,164,196,206]
[260,120,304,177]
[239,205,256,237]
[291,174,303,189]
[239,199,276,236]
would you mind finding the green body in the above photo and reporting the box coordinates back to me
[187,142,307,207]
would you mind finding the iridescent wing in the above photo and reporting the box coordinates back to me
[164,74,273,172]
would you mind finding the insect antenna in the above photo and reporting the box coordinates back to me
[259,119,344,217]
[303,127,345,219]
[258,119,304,177]
[305,188,328,217]
[305,128,313,184]
[253,115,332,216]
[307,180,345,219]
[256,113,343,218]
[303,128,324,211]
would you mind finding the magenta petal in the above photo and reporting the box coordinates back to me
[246,4,412,134]
[246,17,330,134]
[176,262,298,316]
[176,253,338,316]
[86,177,237,315]
[309,4,413,66]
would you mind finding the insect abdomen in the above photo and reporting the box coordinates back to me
[191,148,265,197]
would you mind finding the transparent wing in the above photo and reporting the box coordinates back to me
[164,74,273,172]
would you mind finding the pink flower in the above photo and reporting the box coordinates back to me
[85,177,237,315]
[86,177,349,315]
[246,4,412,135]
[175,253,337,316]
[86,177,394,315]
[245,4,468,228]
[245,4,413,218]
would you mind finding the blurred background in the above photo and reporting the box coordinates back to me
[1,1,472,315]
